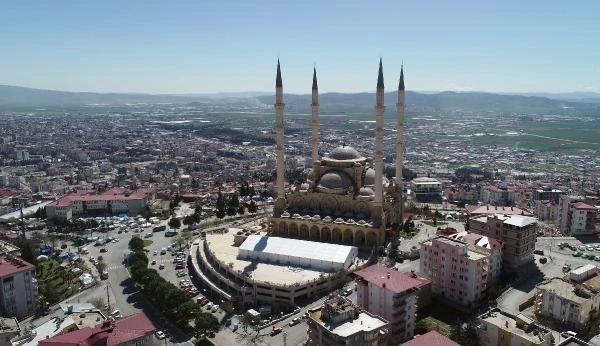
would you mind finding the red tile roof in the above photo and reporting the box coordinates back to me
[466,204,532,216]
[0,255,35,278]
[39,313,155,346]
[399,331,460,346]
[572,202,597,211]
[48,188,153,207]
[354,264,428,293]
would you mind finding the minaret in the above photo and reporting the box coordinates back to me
[274,60,286,214]
[374,59,385,225]
[395,66,405,188]
[311,67,320,164]
[395,66,406,225]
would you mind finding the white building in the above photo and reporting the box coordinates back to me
[555,195,598,236]
[15,150,29,162]
[306,296,389,346]
[478,309,553,346]
[410,177,442,203]
[238,235,358,272]
[0,255,37,319]
[535,278,600,329]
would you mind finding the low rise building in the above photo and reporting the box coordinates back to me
[410,177,442,203]
[0,317,20,346]
[468,214,537,270]
[0,255,37,319]
[355,264,430,343]
[46,188,154,221]
[399,330,459,346]
[478,308,553,346]
[306,296,389,346]
[420,236,490,310]
[535,278,600,330]
[38,313,155,346]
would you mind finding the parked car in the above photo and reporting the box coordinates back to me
[289,317,301,326]
[155,330,166,339]
[533,249,544,255]
[270,327,283,336]
[100,248,107,253]
[539,257,547,264]
[159,263,165,269]
[151,259,156,265]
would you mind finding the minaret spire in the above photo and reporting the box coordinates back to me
[274,60,286,215]
[395,65,406,226]
[374,58,385,229]
[276,59,283,88]
[311,66,320,164]
[377,58,384,89]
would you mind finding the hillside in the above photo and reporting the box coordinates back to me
[1,84,599,115]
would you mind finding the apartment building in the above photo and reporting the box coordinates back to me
[480,185,515,206]
[468,214,537,270]
[0,255,37,319]
[447,232,503,284]
[355,265,430,343]
[420,236,490,310]
[306,296,389,346]
[478,308,553,346]
[410,177,442,203]
[535,278,600,330]
[556,194,598,236]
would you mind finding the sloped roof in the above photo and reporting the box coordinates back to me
[39,313,155,346]
[400,331,460,346]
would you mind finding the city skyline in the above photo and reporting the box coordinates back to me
[1,1,599,94]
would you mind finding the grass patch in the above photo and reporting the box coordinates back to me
[143,240,154,247]
[416,301,470,336]
[36,259,83,305]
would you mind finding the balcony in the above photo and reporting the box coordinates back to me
[393,300,407,309]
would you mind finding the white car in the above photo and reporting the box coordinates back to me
[155,330,166,339]
[211,304,219,312]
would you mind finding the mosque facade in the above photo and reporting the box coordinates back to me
[270,60,406,249]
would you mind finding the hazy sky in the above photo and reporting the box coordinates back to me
[1,1,598,94]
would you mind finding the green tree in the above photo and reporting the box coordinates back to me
[193,312,220,339]
[14,237,36,265]
[247,200,258,213]
[169,217,182,229]
[128,237,145,252]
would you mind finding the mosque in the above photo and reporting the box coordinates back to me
[269,59,406,249]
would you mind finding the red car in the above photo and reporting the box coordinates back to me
[270,327,283,336]
[175,264,185,270]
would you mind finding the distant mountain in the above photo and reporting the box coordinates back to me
[257,91,599,115]
[1,84,599,115]
[507,91,600,104]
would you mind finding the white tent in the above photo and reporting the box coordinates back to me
[238,235,358,271]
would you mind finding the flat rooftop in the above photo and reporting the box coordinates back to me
[309,308,387,338]
[538,278,594,304]
[206,232,328,286]
[480,310,550,344]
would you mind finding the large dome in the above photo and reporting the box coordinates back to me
[316,170,354,193]
[326,146,364,161]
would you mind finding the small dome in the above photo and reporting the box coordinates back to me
[359,187,375,197]
[326,146,364,161]
[364,168,376,186]
[317,170,354,192]
[323,216,333,223]
[300,183,310,190]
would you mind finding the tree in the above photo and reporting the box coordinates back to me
[169,217,182,229]
[237,205,245,215]
[14,237,36,265]
[128,237,145,252]
[247,200,258,213]
[193,312,219,339]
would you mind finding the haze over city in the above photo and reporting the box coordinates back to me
[1,0,599,94]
